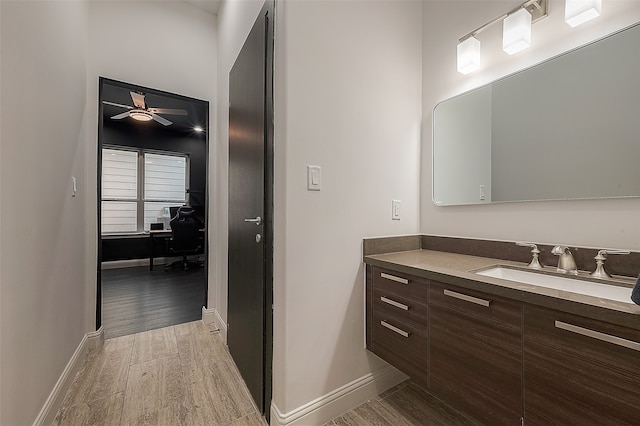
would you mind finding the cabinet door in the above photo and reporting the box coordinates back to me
[524,304,640,425]
[430,282,523,425]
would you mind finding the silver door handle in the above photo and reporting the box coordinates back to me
[244,216,262,225]
[380,272,409,285]
[381,296,409,311]
[555,321,640,352]
[443,289,491,307]
[380,321,410,338]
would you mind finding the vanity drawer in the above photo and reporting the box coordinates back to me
[430,281,521,327]
[373,287,427,331]
[523,304,640,425]
[372,310,427,387]
[371,266,428,305]
[429,281,523,425]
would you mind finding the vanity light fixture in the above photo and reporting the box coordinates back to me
[565,0,602,27]
[457,0,548,74]
[503,8,532,54]
[457,36,481,75]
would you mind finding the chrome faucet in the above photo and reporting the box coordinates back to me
[551,245,578,275]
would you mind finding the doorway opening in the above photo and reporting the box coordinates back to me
[97,77,209,339]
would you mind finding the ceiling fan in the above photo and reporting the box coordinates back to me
[103,91,187,126]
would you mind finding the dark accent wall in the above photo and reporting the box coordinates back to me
[102,117,207,262]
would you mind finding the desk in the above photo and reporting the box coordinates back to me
[149,230,172,271]
[148,228,205,271]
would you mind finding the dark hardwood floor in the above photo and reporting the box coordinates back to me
[101,265,206,339]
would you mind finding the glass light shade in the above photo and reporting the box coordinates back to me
[503,8,532,55]
[457,37,481,75]
[130,110,153,122]
[565,0,602,27]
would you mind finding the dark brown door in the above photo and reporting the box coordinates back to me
[228,1,273,415]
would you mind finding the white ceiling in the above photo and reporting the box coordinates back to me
[184,0,222,15]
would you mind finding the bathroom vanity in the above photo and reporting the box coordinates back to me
[364,236,640,425]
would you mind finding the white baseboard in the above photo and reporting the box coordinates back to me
[270,364,408,425]
[34,327,104,426]
[202,306,227,344]
[86,326,105,351]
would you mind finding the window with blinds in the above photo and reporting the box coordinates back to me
[101,148,188,234]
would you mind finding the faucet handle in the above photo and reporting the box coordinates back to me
[516,242,542,269]
[595,249,630,258]
[591,249,630,279]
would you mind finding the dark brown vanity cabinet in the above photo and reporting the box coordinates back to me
[366,263,640,425]
[523,304,640,425]
[366,266,428,387]
[429,281,523,426]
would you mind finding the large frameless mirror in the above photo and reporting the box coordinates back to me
[433,22,640,206]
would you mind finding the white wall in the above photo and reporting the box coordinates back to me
[0,2,217,423]
[212,0,265,337]
[0,2,89,424]
[273,0,422,419]
[422,0,640,250]
[86,0,218,328]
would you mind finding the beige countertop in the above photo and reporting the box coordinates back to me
[365,249,640,328]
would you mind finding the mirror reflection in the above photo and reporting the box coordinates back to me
[433,23,640,206]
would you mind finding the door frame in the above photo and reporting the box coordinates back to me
[96,77,210,330]
[263,0,275,419]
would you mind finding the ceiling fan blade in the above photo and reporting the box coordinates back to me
[111,111,131,120]
[130,91,146,109]
[148,107,188,116]
[103,101,132,109]
[152,114,172,126]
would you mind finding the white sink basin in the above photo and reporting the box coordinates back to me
[476,266,633,304]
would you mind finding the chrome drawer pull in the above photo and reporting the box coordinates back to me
[555,321,640,352]
[380,320,410,338]
[381,296,409,311]
[443,289,491,307]
[380,272,409,285]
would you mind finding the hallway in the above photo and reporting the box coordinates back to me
[54,321,265,425]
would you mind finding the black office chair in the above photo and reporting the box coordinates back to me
[165,206,203,271]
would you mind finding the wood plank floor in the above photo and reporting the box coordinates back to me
[54,321,266,426]
[326,381,480,426]
[102,266,206,339]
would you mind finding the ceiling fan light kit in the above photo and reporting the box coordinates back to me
[103,91,188,126]
[129,110,153,122]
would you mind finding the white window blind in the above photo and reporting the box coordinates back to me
[101,148,188,234]
[101,201,137,233]
[144,153,186,201]
[102,149,138,199]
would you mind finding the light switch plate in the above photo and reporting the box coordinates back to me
[307,165,321,191]
[392,200,401,220]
